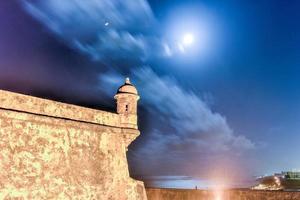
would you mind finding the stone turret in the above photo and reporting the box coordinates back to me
[115,77,140,114]
[114,78,140,128]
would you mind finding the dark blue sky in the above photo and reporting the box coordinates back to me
[0,0,300,188]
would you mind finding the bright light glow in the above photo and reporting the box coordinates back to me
[182,33,194,46]
[213,186,224,200]
[210,177,227,200]
[163,7,216,62]
[214,190,223,200]
[177,33,195,53]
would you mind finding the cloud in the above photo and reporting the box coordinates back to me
[22,0,170,62]
[21,0,256,186]
[99,67,255,180]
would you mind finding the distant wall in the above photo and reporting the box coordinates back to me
[146,188,300,200]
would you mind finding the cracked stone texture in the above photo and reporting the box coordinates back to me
[0,90,147,200]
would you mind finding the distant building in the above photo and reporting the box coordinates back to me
[253,171,300,191]
[282,171,300,179]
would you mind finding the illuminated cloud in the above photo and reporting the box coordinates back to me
[99,67,255,180]
[21,0,256,187]
[22,0,171,61]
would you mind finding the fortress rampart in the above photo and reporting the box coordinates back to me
[0,78,147,199]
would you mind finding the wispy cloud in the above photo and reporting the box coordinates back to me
[21,0,256,186]
[99,67,255,181]
[22,0,171,61]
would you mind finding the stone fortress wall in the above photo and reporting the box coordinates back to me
[0,78,147,199]
[146,188,300,200]
[2,79,298,200]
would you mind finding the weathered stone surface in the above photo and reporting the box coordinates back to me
[146,188,300,200]
[0,86,146,200]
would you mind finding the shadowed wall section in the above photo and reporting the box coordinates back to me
[0,87,147,200]
[146,188,300,200]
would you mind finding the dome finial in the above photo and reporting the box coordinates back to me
[115,77,138,95]
[125,77,130,84]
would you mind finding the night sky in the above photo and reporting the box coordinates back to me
[1,0,300,189]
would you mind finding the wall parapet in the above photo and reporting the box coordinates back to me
[0,89,137,129]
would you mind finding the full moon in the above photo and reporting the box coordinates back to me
[182,33,194,46]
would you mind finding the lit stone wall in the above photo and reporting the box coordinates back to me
[0,90,147,200]
[146,188,300,200]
